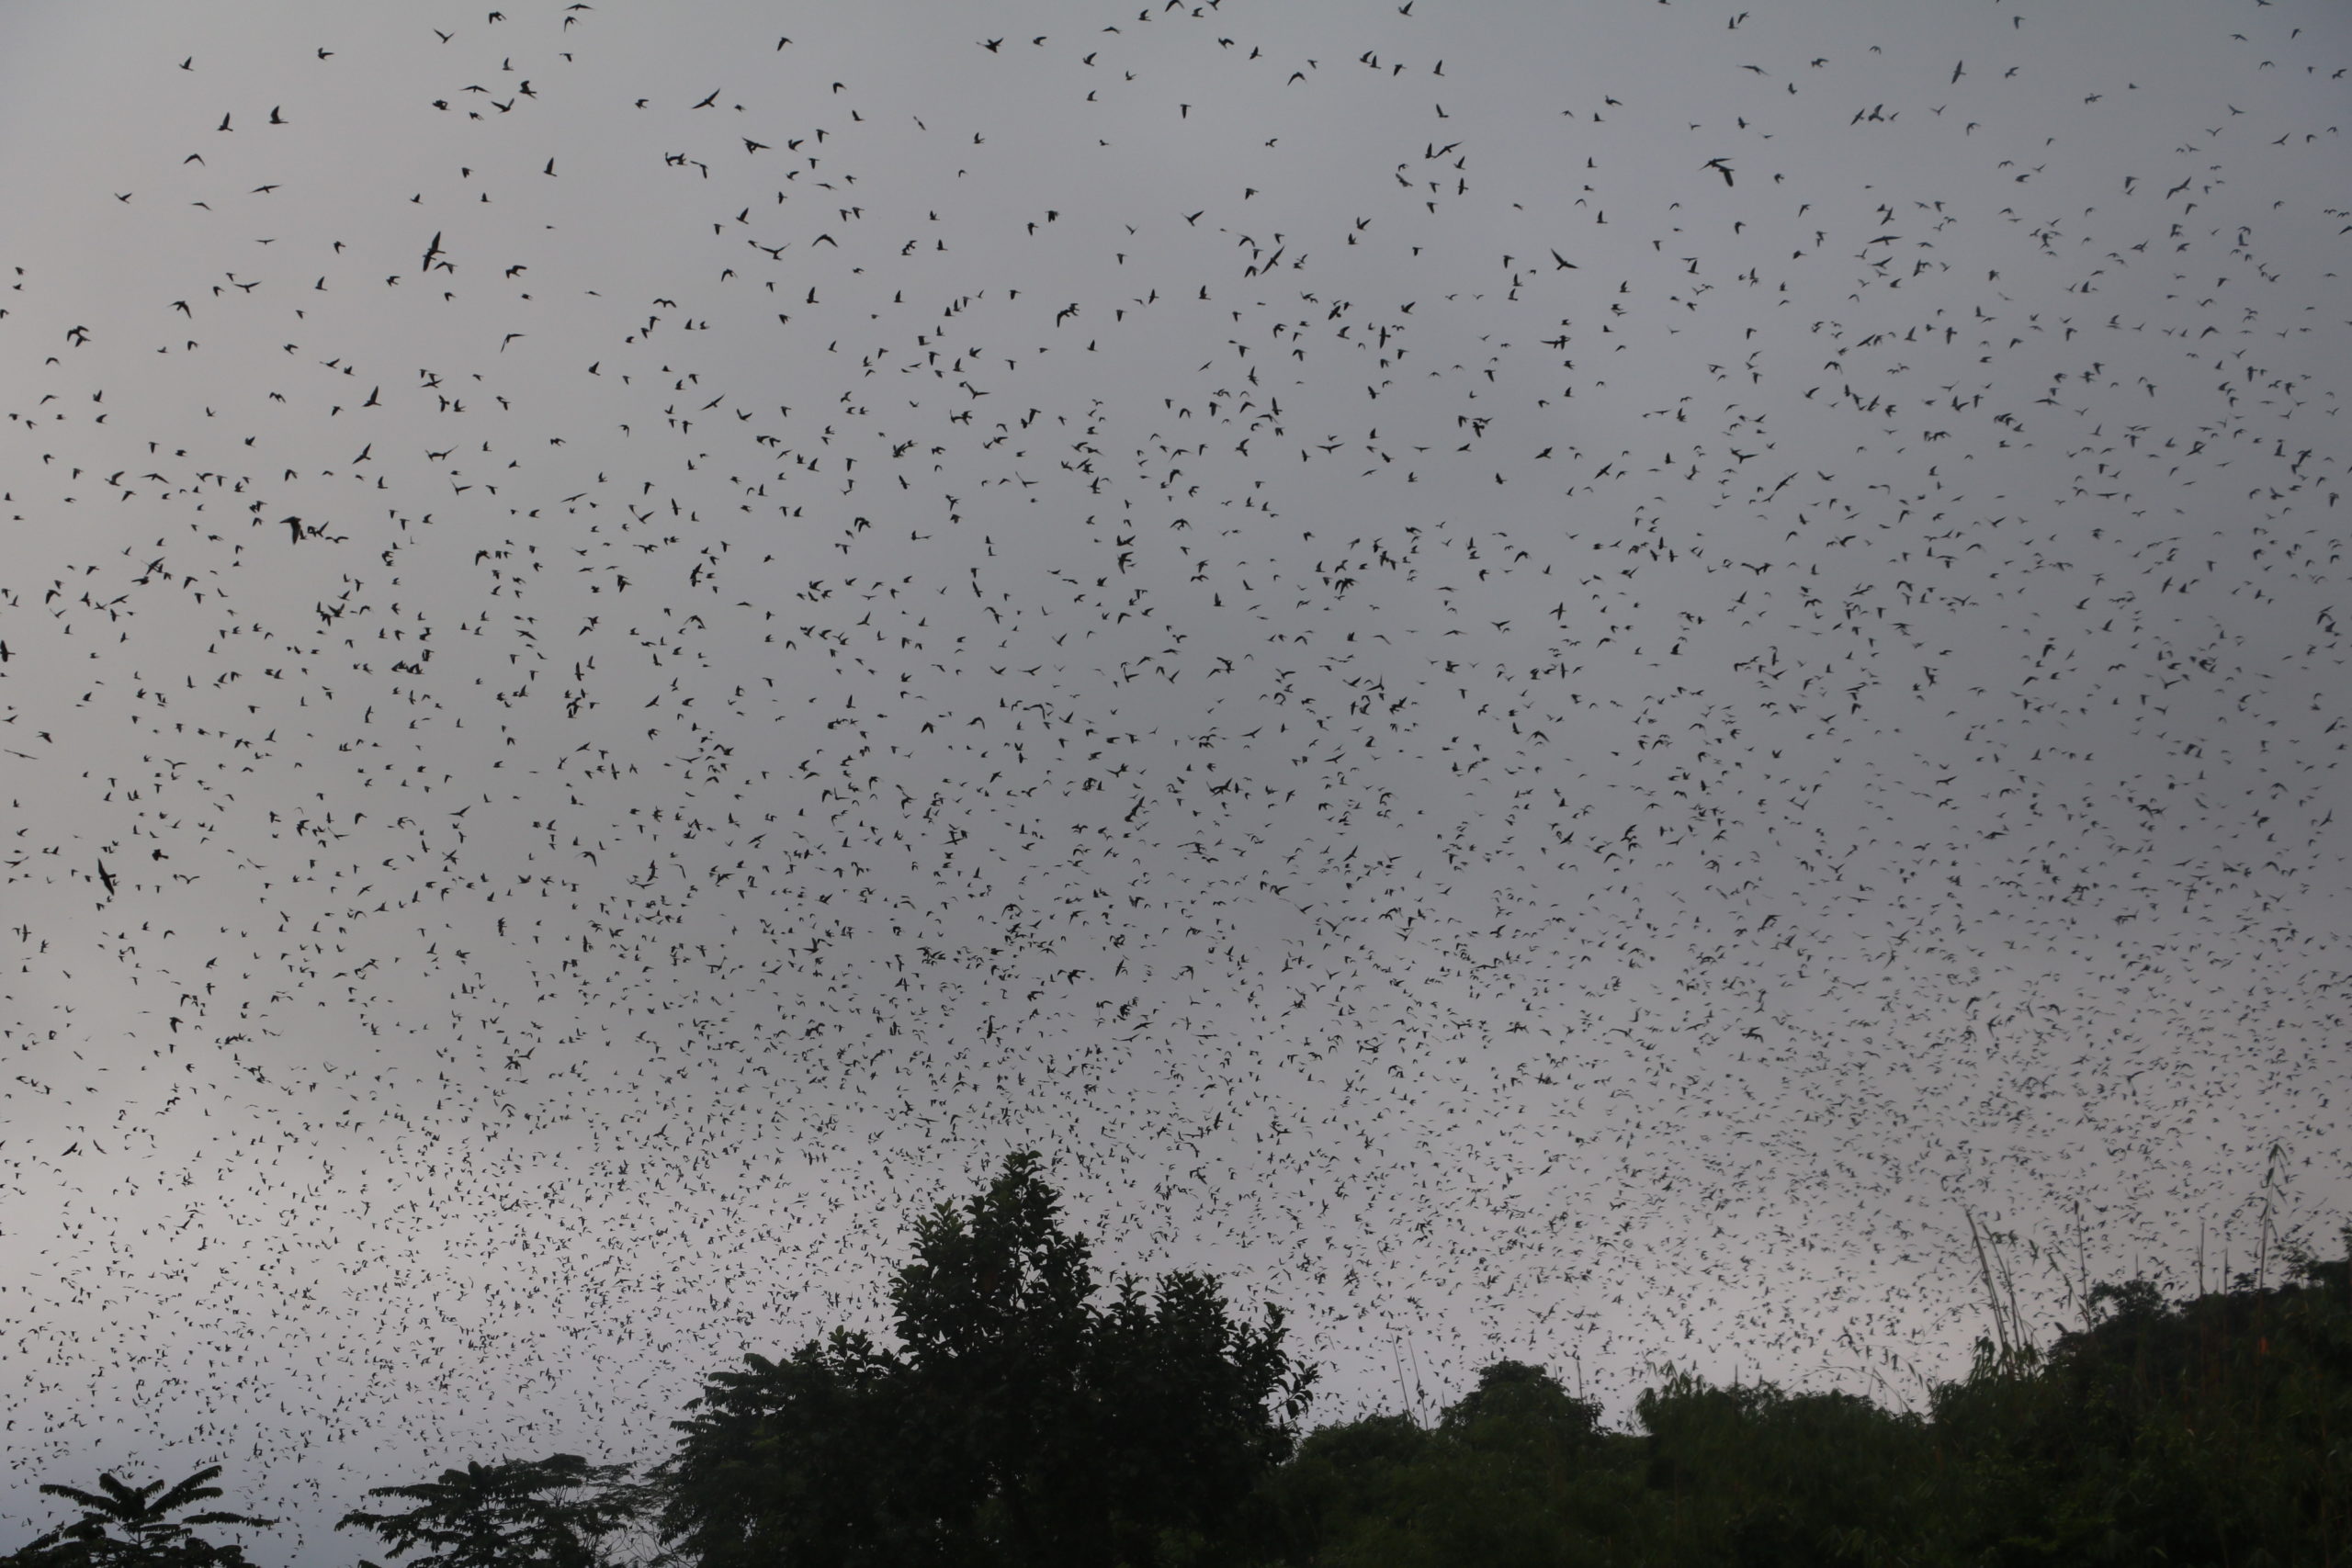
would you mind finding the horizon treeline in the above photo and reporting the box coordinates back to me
[7,1153,2347,1568]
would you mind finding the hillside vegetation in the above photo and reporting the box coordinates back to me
[10,1156,2346,1568]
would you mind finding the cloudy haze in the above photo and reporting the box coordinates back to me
[4,1,2348,1562]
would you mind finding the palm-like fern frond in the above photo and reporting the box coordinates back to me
[17,1466,276,1568]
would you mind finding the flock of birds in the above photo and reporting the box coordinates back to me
[3,1,2347,1562]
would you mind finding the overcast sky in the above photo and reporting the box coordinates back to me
[4,0,2347,1562]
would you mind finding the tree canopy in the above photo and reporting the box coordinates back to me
[335,1453,659,1568]
[647,1149,1317,1568]
[5,1465,277,1568]
[12,1201,2346,1568]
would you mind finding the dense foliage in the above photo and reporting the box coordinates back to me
[334,1455,661,1568]
[1251,1231,2352,1567]
[640,1150,1314,1568]
[5,1466,278,1568]
[8,1179,2346,1568]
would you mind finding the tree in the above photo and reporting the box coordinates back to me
[1083,1268,1317,1563]
[6,1465,277,1568]
[1437,1359,1602,1454]
[645,1150,1317,1568]
[336,1454,661,1568]
[642,1330,929,1568]
[1253,1413,1436,1566]
[888,1149,1105,1565]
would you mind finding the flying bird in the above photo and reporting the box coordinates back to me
[5,3,2340,1532]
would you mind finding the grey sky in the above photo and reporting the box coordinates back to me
[4,1,2347,1563]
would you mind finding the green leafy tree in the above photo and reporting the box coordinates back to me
[1254,1362,1634,1568]
[336,1454,660,1568]
[1085,1268,1317,1564]
[642,1329,930,1568]
[1245,1224,2351,1567]
[5,1465,276,1568]
[1931,1229,2352,1567]
[1636,1374,1933,1567]
[888,1149,1107,1565]
[645,1150,1317,1568]
[1437,1359,1601,1455]
[1254,1413,1438,1566]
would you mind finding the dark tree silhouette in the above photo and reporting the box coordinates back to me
[5,1465,277,1568]
[646,1150,1317,1568]
[1437,1359,1602,1449]
[643,1329,923,1568]
[336,1454,660,1568]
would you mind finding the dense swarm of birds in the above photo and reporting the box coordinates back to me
[3,1,2347,1561]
